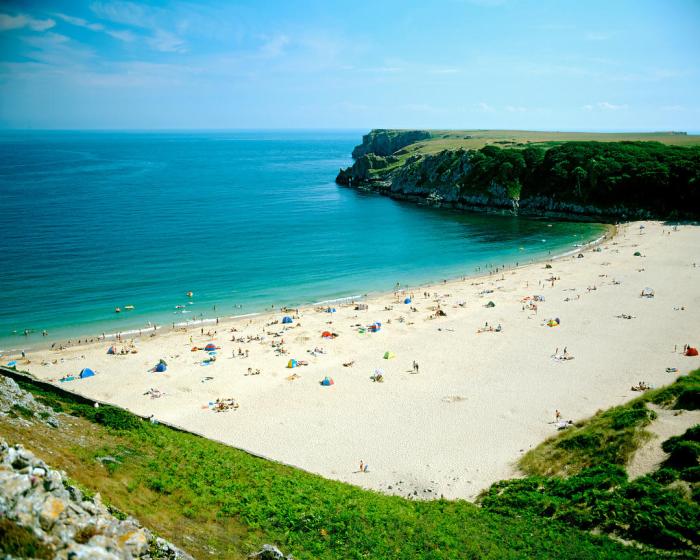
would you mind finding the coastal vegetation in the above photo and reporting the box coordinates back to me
[1,369,697,559]
[337,130,700,218]
[480,369,700,553]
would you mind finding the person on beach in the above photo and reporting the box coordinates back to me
[555,409,562,421]
[359,460,364,472]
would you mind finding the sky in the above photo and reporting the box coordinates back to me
[0,0,698,130]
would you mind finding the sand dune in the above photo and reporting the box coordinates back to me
[20,221,700,500]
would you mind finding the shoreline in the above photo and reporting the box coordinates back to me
[17,220,697,504]
[2,224,611,357]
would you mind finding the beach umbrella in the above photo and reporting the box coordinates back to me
[282,316,293,324]
[320,376,334,386]
[155,362,167,372]
[404,298,411,304]
[326,307,337,313]
[205,343,217,351]
[287,359,297,368]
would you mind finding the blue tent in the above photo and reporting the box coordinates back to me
[282,316,293,324]
[155,363,167,372]
[326,307,336,313]
[404,298,411,304]
[79,368,95,378]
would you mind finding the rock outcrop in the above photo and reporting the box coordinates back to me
[0,439,193,559]
[350,129,430,159]
[0,375,59,428]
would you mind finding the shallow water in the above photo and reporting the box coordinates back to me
[0,130,605,350]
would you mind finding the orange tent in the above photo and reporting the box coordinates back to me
[321,331,332,338]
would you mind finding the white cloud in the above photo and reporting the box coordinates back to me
[661,105,685,112]
[55,13,104,32]
[0,13,55,32]
[148,29,187,53]
[258,34,290,58]
[478,102,495,112]
[583,101,628,111]
[106,29,135,42]
[505,105,527,112]
[90,1,151,28]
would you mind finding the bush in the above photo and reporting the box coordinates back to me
[89,406,142,431]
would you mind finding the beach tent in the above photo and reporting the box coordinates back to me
[326,307,336,313]
[404,298,411,304]
[486,301,496,308]
[321,331,333,338]
[107,346,116,355]
[282,316,293,324]
[155,362,167,372]
[577,253,584,259]
[159,359,168,366]
[287,359,298,368]
[205,343,217,351]
[547,319,560,327]
[686,347,699,357]
[368,322,381,333]
[634,251,642,257]
[320,376,334,386]
[383,351,395,359]
[641,287,655,298]
[79,368,95,379]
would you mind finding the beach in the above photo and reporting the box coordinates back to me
[15,220,700,500]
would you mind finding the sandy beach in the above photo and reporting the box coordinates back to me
[14,221,700,500]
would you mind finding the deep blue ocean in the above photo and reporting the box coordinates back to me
[0,130,605,351]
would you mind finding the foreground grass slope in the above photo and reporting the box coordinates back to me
[0,372,666,560]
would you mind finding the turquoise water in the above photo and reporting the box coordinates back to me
[0,131,605,351]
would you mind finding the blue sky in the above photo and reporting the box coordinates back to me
[0,0,698,130]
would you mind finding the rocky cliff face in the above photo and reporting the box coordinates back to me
[336,134,660,220]
[0,436,193,560]
[350,129,431,159]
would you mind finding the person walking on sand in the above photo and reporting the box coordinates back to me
[555,409,562,421]
[359,460,364,473]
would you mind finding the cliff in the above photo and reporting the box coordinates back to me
[336,132,700,220]
[350,129,431,159]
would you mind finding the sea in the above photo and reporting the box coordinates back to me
[0,130,606,352]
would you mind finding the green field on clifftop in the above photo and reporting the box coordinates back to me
[398,129,700,156]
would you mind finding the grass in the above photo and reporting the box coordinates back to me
[478,370,700,554]
[0,518,54,559]
[394,130,700,156]
[519,369,700,477]
[0,373,662,560]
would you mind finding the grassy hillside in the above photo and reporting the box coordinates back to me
[0,371,676,560]
[398,129,700,157]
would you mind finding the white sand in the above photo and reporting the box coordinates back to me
[17,221,700,500]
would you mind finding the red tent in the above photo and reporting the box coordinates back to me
[686,347,699,356]
[321,331,332,338]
